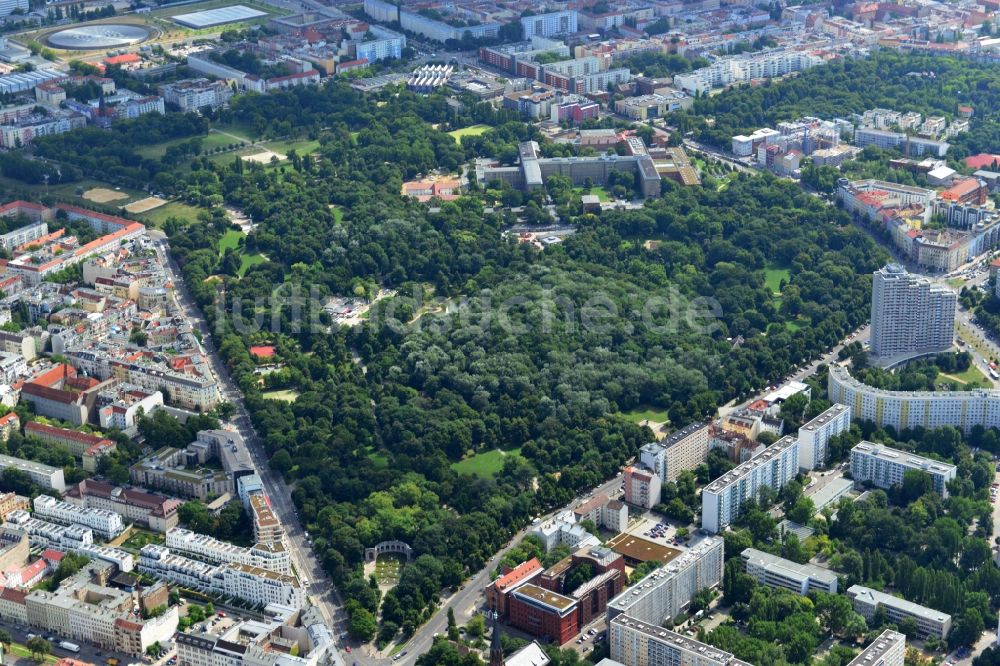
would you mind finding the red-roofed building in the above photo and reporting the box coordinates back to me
[6,559,48,587]
[105,53,141,67]
[336,58,369,73]
[487,557,543,616]
[964,154,1000,171]
[41,549,64,568]
[0,412,17,442]
[939,177,988,205]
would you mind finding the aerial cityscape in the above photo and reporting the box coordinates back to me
[0,1,996,666]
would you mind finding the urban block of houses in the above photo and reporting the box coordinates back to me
[64,479,180,533]
[130,429,254,500]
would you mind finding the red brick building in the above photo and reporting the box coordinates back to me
[507,583,579,644]
[487,557,543,616]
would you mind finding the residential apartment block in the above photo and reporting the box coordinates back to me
[176,605,333,666]
[609,615,752,666]
[249,493,283,544]
[623,466,661,509]
[159,78,233,112]
[166,528,291,575]
[639,422,711,484]
[829,364,1000,434]
[64,480,180,533]
[606,537,724,626]
[673,50,823,95]
[0,563,178,656]
[870,264,956,364]
[740,548,837,595]
[701,436,799,534]
[32,495,124,540]
[25,422,116,472]
[797,404,851,471]
[0,454,64,492]
[0,492,28,521]
[846,630,906,666]
[521,10,577,38]
[854,128,949,157]
[847,585,951,639]
[850,442,957,497]
[3,510,134,572]
[139,545,304,608]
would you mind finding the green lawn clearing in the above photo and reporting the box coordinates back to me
[239,253,267,276]
[576,186,610,202]
[139,200,206,228]
[448,124,491,143]
[765,265,791,295]
[120,529,165,554]
[620,405,670,424]
[218,229,244,255]
[451,448,523,478]
[262,389,300,402]
[936,364,990,389]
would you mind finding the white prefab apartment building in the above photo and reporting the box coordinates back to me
[829,364,1000,434]
[797,403,851,471]
[607,537,724,626]
[846,631,906,666]
[850,442,957,497]
[520,10,577,38]
[701,436,799,533]
[741,548,838,595]
[870,264,956,364]
[32,495,125,539]
[0,455,64,492]
[639,422,710,484]
[166,528,291,575]
[610,614,752,666]
[847,585,951,639]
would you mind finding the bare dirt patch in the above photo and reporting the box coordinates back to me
[83,187,128,203]
[123,196,167,213]
[243,149,286,164]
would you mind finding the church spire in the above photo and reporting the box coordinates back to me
[489,611,504,666]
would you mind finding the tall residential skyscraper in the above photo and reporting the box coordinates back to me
[870,264,955,364]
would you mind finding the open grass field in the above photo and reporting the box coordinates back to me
[576,186,610,202]
[119,528,165,554]
[937,364,990,388]
[448,124,491,143]
[124,196,168,214]
[451,448,523,478]
[765,265,791,295]
[137,200,205,227]
[262,389,300,402]
[239,253,266,276]
[374,553,405,586]
[83,187,128,203]
[218,228,244,254]
[0,176,146,205]
[621,405,670,424]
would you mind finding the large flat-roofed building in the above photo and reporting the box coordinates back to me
[487,557,543,616]
[609,615,752,666]
[740,548,837,595]
[847,585,951,639]
[607,537,724,626]
[847,630,906,666]
[639,422,710,484]
[829,364,1000,434]
[850,442,957,497]
[130,430,254,500]
[701,436,799,534]
[797,404,851,471]
[0,454,65,492]
[508,583,579,644]
[477,141,661,199]
[870,264,956,365]
[521,10,577,38]
[249,493,282,544]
